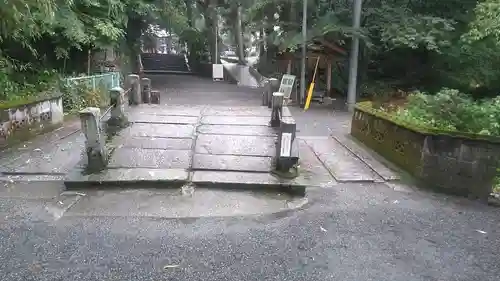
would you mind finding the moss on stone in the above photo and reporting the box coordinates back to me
[355,101,500,144]
[0,92,62,110]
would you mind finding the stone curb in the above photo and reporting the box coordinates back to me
[64,177,306,195]
[63,168,306,195]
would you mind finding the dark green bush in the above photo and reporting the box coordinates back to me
[394,88,500,136]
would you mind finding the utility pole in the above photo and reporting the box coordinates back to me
[237,5,245,64]
[300,0,307,107]
[347,0,362,112]
[215,23,218,63]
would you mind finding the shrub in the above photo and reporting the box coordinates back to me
[393,88,500,136]
[0,56,60,105]
[60,81,108,114]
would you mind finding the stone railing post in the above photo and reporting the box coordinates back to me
[151,90,160,104]
[270,92,284,127]
[141,77,151,104]
[107,87,128,127]
[126,74,141,105]
[268,78,280,108]
[79,107,107,171]
[261,79,270,106]
[276,118,299,174]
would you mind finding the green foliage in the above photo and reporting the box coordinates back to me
[394,89,500,136]
[463,0,500,44]
[0,56,60,104]
[0,0,191,107]
[60,80,108,113]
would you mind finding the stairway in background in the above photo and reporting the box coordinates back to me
[141,53,190,74]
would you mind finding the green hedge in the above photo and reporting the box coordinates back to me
[0,92,62,110]
[356,101,500,144]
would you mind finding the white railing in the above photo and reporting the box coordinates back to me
[64,72,121,92]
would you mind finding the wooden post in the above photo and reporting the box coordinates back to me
[286,60,292,74]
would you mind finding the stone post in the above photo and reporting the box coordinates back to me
[107,87,128,128]
[79,107,107,171]
[262,79,270,106]
[276,118,299,173]
[268,78,280,108]
[127,74,141,105]
[270,92,284,127]
[141,77,151,104]
[151,90,160,104]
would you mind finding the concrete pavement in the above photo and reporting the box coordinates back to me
[65,75,399,189]
[1,74,499,280]
[64,105,398,189]
[0,181,499,280]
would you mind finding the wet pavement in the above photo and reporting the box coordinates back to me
[0,181,499,280]
[1,74,499,280]
[64,75,399,188]
[0,120,84,176]
[65,102,398,189]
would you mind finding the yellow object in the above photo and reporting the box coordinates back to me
[304,56,321,111]
[304,82,315,110]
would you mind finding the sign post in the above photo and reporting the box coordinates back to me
[278,74,296,102]
[212,64,224,81]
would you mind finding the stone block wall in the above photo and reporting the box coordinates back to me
[0,95,64,147]
[420,135,499,200]
[351,104,500,202]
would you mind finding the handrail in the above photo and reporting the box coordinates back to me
[99,87,131,121]
[66,73,116,81]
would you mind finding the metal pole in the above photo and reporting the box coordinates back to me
[347,0,362,112]
[215,17,219,64]
[300,0,307,107]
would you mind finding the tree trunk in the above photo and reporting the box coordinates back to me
[207,0,219,64]
[125,16,144,74]
[186,0,193,26]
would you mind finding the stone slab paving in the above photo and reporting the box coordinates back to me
[201,116,271,126]
[65,104,399,190]
[65,168,189,186]
[129,114,199,125]
[1,132,84,175]
[203,106,292,117]
[332,134,400,181]
[301,136,383,183]
[108,148,191,169]
[192,154,273,172]
[123,123,195,138]
[197,125,276,136]
[132,104,204,116]
[194,134,275,156]
[112,136,193,150]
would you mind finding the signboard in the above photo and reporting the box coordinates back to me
[280,133,292,157]
[278,74,296,99]
[212,64,224,80]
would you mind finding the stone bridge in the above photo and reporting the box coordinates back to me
[63,66,399,191]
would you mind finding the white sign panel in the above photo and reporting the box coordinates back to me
[212,64,224,80]
[280,133,292,157]
[278,74,296,99]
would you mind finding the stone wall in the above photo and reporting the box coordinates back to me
[0,95,64,148]
[351,103,500,202]
[192,62,212,78]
